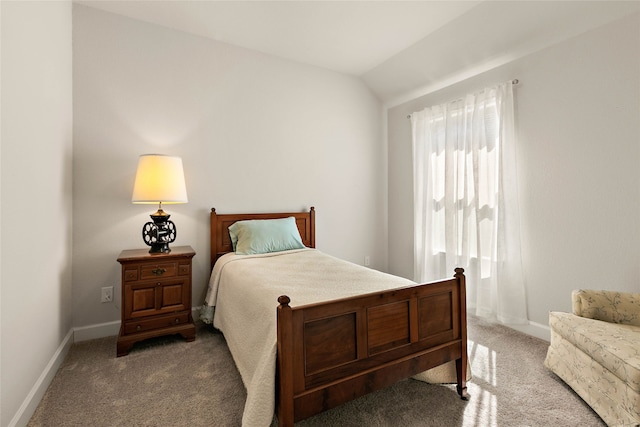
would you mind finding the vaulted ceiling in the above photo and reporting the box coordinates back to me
[77,1,640,104]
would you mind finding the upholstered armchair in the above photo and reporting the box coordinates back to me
[545,289,640,426]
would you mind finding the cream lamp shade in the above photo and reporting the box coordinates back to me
[132,154,188,204]
[132,154,188,253]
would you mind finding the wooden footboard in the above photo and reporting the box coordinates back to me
[276,268,468,426]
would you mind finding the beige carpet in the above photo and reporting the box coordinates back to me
[28,315,605,427]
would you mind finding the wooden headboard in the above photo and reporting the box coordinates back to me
[210,207,316,271]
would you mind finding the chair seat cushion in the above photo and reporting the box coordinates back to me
[549,311,640,393]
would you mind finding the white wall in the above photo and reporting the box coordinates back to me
[72,5,386,328]
[0,1,73,425]
[387,13,640,328]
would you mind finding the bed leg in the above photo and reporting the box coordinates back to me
[456,358,470,400]
[277,295,295,427]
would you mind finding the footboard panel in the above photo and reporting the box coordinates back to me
[277,269,468,426]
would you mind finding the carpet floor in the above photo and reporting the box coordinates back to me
[27,315,605,426]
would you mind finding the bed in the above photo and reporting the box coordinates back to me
[203,207,469,426]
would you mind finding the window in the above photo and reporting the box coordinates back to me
[410,82,527,324]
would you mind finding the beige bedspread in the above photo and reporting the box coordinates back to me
[201,248,415,426]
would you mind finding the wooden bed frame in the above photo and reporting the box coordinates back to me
[210,207,468,427]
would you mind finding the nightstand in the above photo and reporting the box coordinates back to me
[116,245,196,356]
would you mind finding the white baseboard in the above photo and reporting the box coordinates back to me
[73,320,121,342]
[508,320,550,342]
[9,328,74,427]
[192,305,203,321]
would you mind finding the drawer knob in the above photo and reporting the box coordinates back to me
[175,318,180,324]
[136,325,141,331]
[152,268,166,276]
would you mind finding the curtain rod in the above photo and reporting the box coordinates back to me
[407,79,519,119]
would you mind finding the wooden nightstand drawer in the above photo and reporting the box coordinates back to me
[123,269,138,282]
[140,262,177,279]
[124,312,190,334]
[178,263,190,276]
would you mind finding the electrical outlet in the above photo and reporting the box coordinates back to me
[101,286,113,303]
[364,255,371,267]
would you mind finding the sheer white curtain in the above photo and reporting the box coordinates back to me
[410,81,527,324]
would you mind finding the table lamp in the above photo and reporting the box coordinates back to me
[132,154,188,253]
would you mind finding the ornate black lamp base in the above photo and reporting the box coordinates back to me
[142,208,177,254]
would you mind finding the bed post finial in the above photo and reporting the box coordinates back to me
[454,267,465,277]
[211,207,216,213]
[278,295,291,307]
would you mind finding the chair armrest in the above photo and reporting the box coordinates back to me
[572,289,640,326]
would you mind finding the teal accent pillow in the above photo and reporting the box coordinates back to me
[228,217,305,255]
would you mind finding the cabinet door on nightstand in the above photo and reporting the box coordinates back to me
[124,278,189,319]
